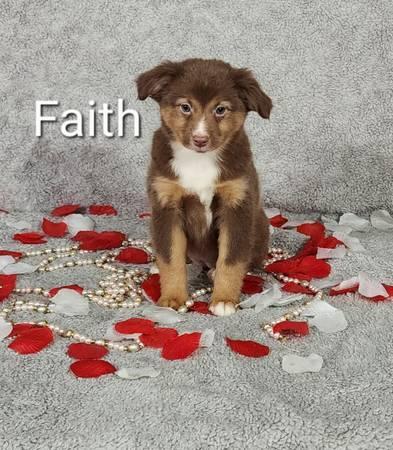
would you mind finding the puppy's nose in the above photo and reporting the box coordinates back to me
[192,135,209,148]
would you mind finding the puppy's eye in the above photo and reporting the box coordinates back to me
[180,103,192,114]
[214,106,226,117]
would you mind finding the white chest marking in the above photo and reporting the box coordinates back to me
[170,142,220,227]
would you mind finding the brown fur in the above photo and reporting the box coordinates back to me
[137,58,271,311]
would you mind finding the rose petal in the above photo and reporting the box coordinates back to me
[199,329,215,348]
[49,284,84,298]
[282,353,323,374]
[2,262,38,275]
[115,367,160,380]
[51,204,81,216]
[50,288,89,316]
[302,300,348,333]
[8,323,40,338]
[226,337,270,358]
[312,274,344,289]
[239,284,282,311]
[13,232,46,244]
[73,231,125,250]
[63,214,95,237]
[189,301,212,315]
[272,320,309,336]
[358,271,389,298]
[141,274,161,303]
[296,222,325,242]
[67,343,108,360]
[88,205,117,216]
[241,274,264,294]
[281,282,315,295]
[333,232,365,252]
[370,209,393,230]
[115,318,155,335]
[269,214,288,228]
[161,332,201,360]
[0,255,15,271]
[0,274,16,301]
[339,213,370,232]
[116,247,150,264]
[316,246,346,259]
[8,327,54,354]
[0,250,23,259]
[139,327,178,348]
[70,360,116,378]
[0,317,12,340]
[42,218,68,237]
[264,207,281,219]
[141,304,185,325]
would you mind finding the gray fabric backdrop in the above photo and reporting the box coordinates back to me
[1,0,392,214]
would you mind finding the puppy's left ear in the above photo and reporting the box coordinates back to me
[136,60,182,102]
[232,69,272,119]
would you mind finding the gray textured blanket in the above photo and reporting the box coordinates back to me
[1,211,393,449]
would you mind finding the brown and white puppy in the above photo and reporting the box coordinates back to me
[136,58,271,316]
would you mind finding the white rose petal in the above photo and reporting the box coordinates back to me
[339,213,370,232]
[63,214,95,237]
[370,210,393,230]
[115,367,161,380]
[282,353,323,374]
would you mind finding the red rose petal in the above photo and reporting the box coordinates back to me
[74,231,126,251]
[296,222,326,242]
[371,284,393,302]
[114,318,155,335]
[329,284,359,296]
[42,218,68,237]
[48,284,84,298]
[13,232,47,245]
[51,204,81,216]
[272,320,309,336]
[9,323,41,338]
[266,256,330,279]
[140,327,178,349]
[225,337,270,358]
[70,360,116,378]
[116,247,150,264]
[0,208,9,213]
[318,236,344,249]
[88,205,117,216]
[0,250,23,259]
[141,274,161,303]
[281,282,315,295]
[269,214,288,228]
[189,301,212,315]
[138,211,151,219]
[67,343,109,360]
[8,327,54,354]
[296,240,318,257]
[73,230,98,242]
[241,274,264,294]
[0,274,16,301]
[161,332,201,360]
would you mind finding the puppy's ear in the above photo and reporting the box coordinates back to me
[232,69,272,119]
[136,61,182,102]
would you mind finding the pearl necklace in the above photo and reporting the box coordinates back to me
[0,239,324,351]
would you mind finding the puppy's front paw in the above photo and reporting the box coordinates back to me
[209,299,237,316]
[157,295,187,310]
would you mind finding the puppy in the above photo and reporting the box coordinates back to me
[136,58,271,316]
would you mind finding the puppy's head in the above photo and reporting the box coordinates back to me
[136,58,272,153]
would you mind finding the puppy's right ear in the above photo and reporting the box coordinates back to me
[136,61,182,102]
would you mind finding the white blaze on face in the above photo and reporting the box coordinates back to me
[170,141,219,228]
[194,117,207,136]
